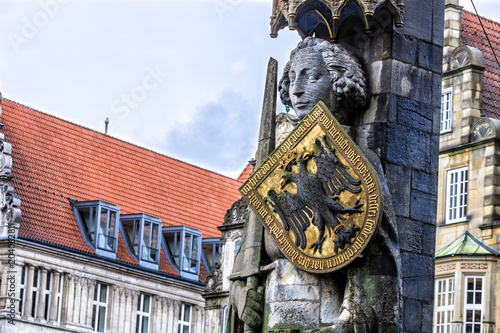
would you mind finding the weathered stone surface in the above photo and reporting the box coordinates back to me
[391,61,435,104]
[386,164,411,217]
[404,298,422,332]
[412,170,438,196]
[410,190,438,224]
[398,99,433,131]
[393,33,417,65]
[397,217,423,253]
[387,124,431,171]
[401,252,434,279]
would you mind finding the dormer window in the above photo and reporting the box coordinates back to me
[121,214,161,269]
[164,226,201,280]
[201,238,220,272]
[72,200,120,259]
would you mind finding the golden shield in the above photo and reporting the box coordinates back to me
[240,102,383,273]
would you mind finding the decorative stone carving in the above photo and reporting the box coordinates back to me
[205,262,223,292]
[471,118,500,142]
[1,184,21,227]
[271,0,404,40]
[223,198,249,224]
[449,45,485,71]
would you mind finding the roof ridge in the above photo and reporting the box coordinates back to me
[3,97,242,183]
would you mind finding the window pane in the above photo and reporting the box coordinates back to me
[184,305,191,322]
[144,222,151,245]
[109,211,116,236]
[100,208,108,233]
[151,224,158,248]
[143,295,150,313]
[98,305,106,332]
[141,317,149,333]
[100,285,107,303]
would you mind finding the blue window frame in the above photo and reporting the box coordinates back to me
[121,213,162,269]
[164,226,201,280]
[72,200,120,259]
[201,238,220,272]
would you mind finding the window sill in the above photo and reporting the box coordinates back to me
[441,219,469,227]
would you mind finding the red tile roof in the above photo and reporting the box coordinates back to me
[237,161,254,183]
[1,98,242,279]
[461,10,500,119]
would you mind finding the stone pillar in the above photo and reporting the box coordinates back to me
[23,265,35,319]
[72,276,82,324]
[79,277,89,326]
[48,271,61,324]
[84,278,96,327]
[194,305,204,333]
[130,291,139,333]
[171,300,181,333]
[0,260,9,310]
[36,267,48,321]
[110,286,120,332]
[123,289,131,333]
[443,0,463,70]
[159,297,172,332]
[63,274,75,324]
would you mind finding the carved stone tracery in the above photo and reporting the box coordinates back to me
[270,0,404,40]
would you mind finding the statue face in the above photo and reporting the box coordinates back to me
[289,50,334,119]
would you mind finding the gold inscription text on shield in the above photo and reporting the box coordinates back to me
[240,102,383,273]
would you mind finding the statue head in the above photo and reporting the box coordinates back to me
[279,37,368,120]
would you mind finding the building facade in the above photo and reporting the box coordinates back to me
[435,1,500,332]
[0,96,245,333]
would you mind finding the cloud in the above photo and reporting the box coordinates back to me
[161,90,260,178]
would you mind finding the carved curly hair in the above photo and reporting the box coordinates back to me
[279,37,368,110]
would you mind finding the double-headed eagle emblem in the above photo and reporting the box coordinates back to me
[265,135,363,254]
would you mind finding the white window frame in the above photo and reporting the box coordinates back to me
[446,167,468,223]
[178,303,192,333]
[55,273,63,324]
[19,265,27,316]
[31,268,41,318]
[44,272,53,321]
[463,276,484,333]
[441,87,453,133]
[92,283,109,333]
[136,294,151,333]
[434,277,454,333]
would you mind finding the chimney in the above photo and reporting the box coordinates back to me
[104,117,109,135]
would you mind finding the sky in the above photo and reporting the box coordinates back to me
[0,0,499,179]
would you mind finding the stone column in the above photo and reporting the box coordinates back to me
[36,267,48,321]
[172,299,180,333]
[79,277,89,325]
[123,289,131,333]
[0,260,22,319]
[84,278,96,327]
[48,271,61,324]
[129,291,139,333]
[110,286,120,332]
[116,287,125,332]
[23,265,35,319]
[161,298,171,333]
[72,276,82,324]
[194,305,204,333]
[63,274,75,324]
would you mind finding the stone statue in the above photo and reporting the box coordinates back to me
[230,37,401,333]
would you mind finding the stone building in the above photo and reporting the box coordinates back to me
[0,96,245,333]
[435,1,500,332]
